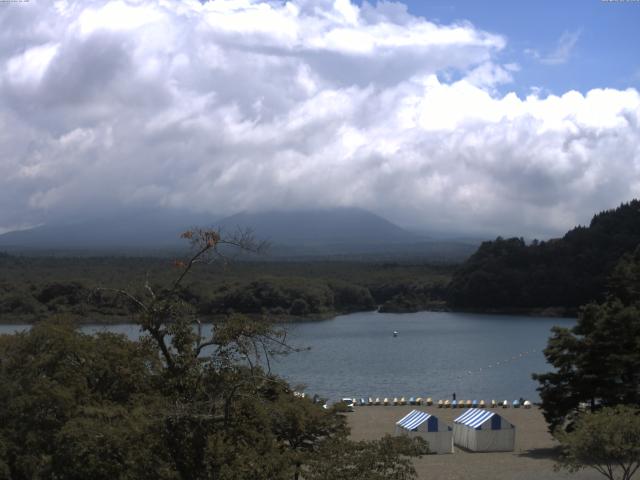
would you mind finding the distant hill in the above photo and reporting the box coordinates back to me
[0,207,478,261]
[215,208,417,245]
[0,210,218,252]
[214,208,478,260]
[446,200,640,313]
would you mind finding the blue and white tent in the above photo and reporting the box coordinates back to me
[453,408,515,452]
[395,410,453,454]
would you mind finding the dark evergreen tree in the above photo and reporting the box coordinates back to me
[533,246,640,431]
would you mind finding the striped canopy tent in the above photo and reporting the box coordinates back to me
[395,410,453,454]
[453,408,515,452]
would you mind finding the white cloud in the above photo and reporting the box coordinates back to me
[526,30,581,66]
[77,1,165,35]
[464,62,515,89]
[5,42,59,87]
[0,1,638,238]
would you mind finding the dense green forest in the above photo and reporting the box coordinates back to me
[0,230,428,479]
[0,255,451,323]
[447,200,640,315]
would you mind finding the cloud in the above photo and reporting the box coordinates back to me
[0,1,639,238]
[526,30,581,66]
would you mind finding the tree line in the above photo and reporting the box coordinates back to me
[0,255,451,323]
[447,200,640,314]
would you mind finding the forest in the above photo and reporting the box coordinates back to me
[0,255,451,324]
[0,229,430,479]
[446,200,640,315]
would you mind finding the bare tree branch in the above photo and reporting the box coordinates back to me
[95,287,148,313]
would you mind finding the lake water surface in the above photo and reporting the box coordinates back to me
[0,311,574,402]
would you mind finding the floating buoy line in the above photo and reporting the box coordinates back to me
[454,348,540,380]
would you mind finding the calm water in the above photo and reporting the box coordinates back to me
[271,311,574,402]
[0,311,574,402]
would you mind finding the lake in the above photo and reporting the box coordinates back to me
[0,311,574,403]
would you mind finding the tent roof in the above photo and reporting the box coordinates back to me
[396,410,432,431]
[454,408,497,429]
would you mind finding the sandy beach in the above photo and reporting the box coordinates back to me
[347,404,602,480]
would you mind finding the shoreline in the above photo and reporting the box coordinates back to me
[0,310,357,326]
[445,306,578,318]
[0,305,577,325]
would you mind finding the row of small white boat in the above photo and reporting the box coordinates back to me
[344,397,532,409]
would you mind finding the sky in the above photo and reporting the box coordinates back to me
[0,0,639,238]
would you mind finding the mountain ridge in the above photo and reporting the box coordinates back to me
[0,207,478,261]
[214,208,419,246]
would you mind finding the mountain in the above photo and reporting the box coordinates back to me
[211,208,477,260]
[215,208,417,246]
[0,210,218,252]
[446,199,640,313]
[0,207,478,260]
